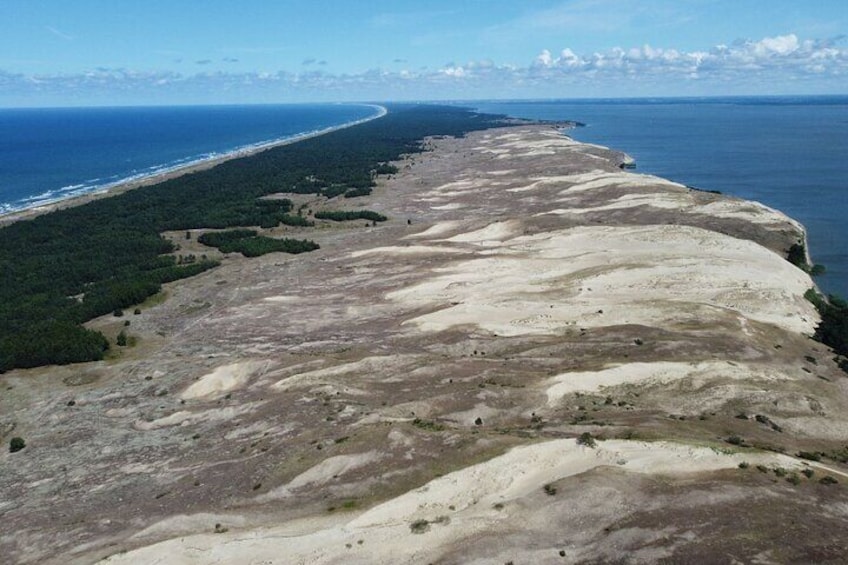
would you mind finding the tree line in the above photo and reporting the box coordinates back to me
[0,104,504,371]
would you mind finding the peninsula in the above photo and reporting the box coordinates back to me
[2,107,847,564]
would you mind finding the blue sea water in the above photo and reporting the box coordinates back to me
[475,97,848,297]
[0,103,380,214]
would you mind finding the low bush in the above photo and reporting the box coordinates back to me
[9,437,25,453]
[577,432,597,448]
[314,210,387,222]
[409,519,430,534]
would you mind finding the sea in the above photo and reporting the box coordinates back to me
[1,98,846,296]
[475,97,848,297]
[0,103,380,214]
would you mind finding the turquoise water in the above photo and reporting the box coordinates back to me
[0,103,379,214]
[475,97,848,297]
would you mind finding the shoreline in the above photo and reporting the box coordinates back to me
[0,104,387,227]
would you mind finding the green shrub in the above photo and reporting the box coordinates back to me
[787,242,808,269]
[411,418,445,432]
[577,432,597,448]
[805,290,848,371]
[314,210,387,222]
[9,437,25,453]
[198,229,319,257]
[409,519,430,534]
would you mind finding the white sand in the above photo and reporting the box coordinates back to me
[263,295,300,303]
[271,355,423,392]
[430,202,466,210]
[100,439,804,565]
[560,170,686,194]
[181,360,270,400]
[699,199,806,230]
[402,221,464,240]
[388,223,817,337]
[443,220,520,244]
[256,451,382,502]
[544,361,801,405]
[350,245,463,258]
[134,403,264,431]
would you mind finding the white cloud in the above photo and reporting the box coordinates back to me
[530,33,847,81]
[752,34,800,56]
[536,49,554,67]
[45,26,74,41]
[1,33,846,105]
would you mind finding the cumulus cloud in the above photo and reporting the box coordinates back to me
[2,33,846,105]
[530,34,847,81]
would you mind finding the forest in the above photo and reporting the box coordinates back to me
[0,104,503,371]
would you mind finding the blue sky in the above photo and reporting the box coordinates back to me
[2,0,846,106]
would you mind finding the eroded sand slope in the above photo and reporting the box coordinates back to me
[2,125,848,564]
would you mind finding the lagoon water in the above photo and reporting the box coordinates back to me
[476,97,848,297]
[0,103,378,214]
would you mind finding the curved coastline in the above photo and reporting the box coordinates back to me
[0,103,388,226]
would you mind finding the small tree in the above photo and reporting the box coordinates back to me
[116,330,128,347]
[577,432,597,448]
[9,437,25,453]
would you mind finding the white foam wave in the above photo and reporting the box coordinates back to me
[0,104,387,216]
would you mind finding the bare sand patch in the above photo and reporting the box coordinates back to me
[271,355,424,392]
[257,451,382,502]
[350,245,463,258]
[699,199,806,230]
[100,439,803,565]
[263,295,300,303]
[181,360,271,400]
[543,361,801,405]
[134,403,265,431]
[390,223,817,337]
[402,221,464,240]
[547,191,694,214]
[443,220,520,244]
